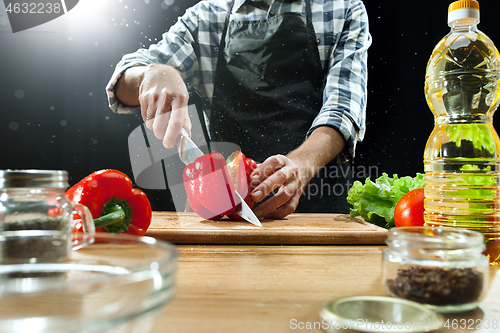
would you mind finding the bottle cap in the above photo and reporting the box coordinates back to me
[448,0,480,25]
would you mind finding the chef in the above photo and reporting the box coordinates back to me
[106,0,371,219]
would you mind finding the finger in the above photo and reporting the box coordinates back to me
[251,155,286,181]
[141,99,156,122]
[263,191,301,219]
[153,110,171,141]
[184,113,192,136]
[251,164,298,202]
[164,104,188,148]
[250,156,288,201]
[253,183,301,219]
[149,88,174,139]
[140,98,149,121]
[145,113,155,131]
[145,113,155,130]
[163,93,188,148]
[140,98,154,129]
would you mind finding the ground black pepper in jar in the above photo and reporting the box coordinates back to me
[0,170,94,264]
[382,227,489,313]
[1,217,71,263]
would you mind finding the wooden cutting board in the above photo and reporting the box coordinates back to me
[146,212,388,245]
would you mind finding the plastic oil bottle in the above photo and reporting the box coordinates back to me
[424,0,500,264]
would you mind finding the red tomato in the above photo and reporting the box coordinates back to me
[394,188,425,227]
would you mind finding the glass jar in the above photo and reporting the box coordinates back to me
[382,226,489,313]
[0,170,95,264]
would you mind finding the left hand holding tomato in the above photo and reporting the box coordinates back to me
[394,188,425,227]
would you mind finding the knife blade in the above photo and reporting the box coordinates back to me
[177,128,262,227]
[232,192,262,227]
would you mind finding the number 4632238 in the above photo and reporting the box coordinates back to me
[5,2,62,14]
[444,319,498,330]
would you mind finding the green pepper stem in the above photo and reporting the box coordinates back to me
[94,204,126,229]
[94,197,134,234]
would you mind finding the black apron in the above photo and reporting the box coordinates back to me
[209,0,351,213]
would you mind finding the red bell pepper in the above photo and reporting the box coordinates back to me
[183,151,257,220]
[226,151,257,220]
[66,169,152,236]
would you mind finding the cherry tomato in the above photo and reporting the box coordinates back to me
[394,188,425,227]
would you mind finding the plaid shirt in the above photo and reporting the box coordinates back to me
[106,0,371,162]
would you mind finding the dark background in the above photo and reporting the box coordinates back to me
[1,0,499,210]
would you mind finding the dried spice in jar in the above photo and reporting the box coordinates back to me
[382,227,489,313]
[386,266,483,305]
[1,216,71,263]
[0,170,94,265]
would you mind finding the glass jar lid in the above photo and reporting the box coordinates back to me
[319,296,444,332]
[0,170,69,189]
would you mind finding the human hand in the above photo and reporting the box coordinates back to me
[139,64,191,148]
[250,155,305,219]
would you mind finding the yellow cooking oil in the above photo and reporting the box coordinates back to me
[423,0,500,264]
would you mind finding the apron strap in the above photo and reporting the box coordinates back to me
[223,0,236,40]
[305,0,312,23]
[211,0,235,125]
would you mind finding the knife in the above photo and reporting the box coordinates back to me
[177,128,262,227]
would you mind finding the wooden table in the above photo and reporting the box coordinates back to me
[145,214,500,333]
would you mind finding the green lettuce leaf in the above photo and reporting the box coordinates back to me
[347,173,425,228]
